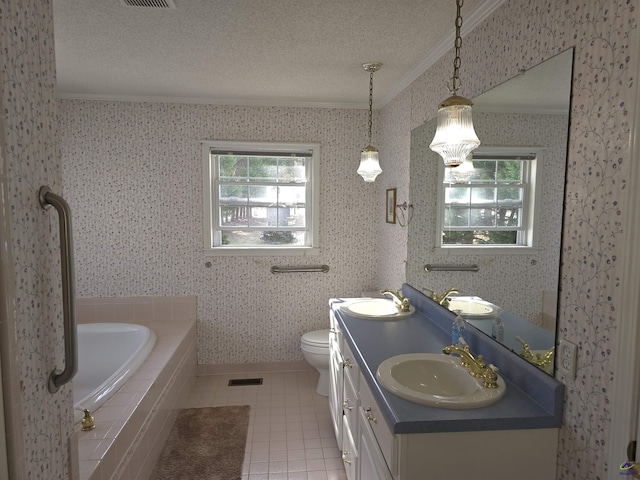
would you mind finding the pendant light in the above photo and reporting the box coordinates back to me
[449,154,476,183]
[429,0,480,167]
[357,62,383,182]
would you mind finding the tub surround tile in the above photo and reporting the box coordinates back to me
[75,297,196,480]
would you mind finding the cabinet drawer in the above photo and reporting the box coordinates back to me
[359,372,394,473]
[342,341,359,387]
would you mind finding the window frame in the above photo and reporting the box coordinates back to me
[202,140,320,256]
[436,146,544,254]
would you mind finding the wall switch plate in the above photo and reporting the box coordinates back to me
[557,339,578,378]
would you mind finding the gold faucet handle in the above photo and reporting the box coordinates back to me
[482,364,499,389]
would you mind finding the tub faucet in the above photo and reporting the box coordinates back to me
[380,289,411,312]
[81,409,96,431]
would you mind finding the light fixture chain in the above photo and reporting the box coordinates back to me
[368,70,374,145]
[451,0,464,94]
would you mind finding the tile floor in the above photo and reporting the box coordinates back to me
[184,370,348,480]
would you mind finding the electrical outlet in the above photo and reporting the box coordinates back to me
[557,339,577,378]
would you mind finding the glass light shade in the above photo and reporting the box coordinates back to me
[449,155,476,184]
[429,95,480,167]
[357,146,382,182]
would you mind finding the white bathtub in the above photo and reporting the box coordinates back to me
[73,323,156,422]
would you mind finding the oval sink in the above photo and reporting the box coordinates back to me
[340,299,415,319]
[376,353,506,409]
[447,296,498,320]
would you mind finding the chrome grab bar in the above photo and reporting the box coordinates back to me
[270,265,330,274]
[39,186,77,393]
[424,264,480,272]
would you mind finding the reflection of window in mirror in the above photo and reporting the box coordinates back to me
[436,146,544,251]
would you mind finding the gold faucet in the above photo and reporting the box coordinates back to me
[515,336,555,374]
[380,289,411,312]
[443,343,499,388]
[81,409,96,431]
[429,288,461,306]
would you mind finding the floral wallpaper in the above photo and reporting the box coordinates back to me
[0,0,73,478]
[58,101,381,365]
[378,0,637,478]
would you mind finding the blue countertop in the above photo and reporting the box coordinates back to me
[330,283,564,435]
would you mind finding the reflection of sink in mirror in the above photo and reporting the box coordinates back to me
[447,296,498,320]
[340,298,415,319]
[376,353,506,409]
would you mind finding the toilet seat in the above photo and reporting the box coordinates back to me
[301,329,330,348]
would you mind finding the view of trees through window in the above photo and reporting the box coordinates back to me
[216,154,308,246]
[442,159,527,245]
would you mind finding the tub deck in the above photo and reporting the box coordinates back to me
[74,296,197,480]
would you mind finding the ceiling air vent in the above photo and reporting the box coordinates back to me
[121,0,176,8]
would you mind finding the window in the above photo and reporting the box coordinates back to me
[202,141,320,256]
[437,147,542,250]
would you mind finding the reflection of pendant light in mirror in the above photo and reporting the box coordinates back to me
[357,62,383,182]
[429,0,480,167]
[449,155,476,183]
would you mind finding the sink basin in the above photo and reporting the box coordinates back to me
[446,296,499,319]
[376,353,506,409]
[340,299,415,319]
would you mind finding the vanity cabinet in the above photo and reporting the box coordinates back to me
[329,309,560,480]
[331,310,362,480]
[329,311,344,446]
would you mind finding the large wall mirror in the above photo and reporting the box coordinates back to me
[406,48,574,375]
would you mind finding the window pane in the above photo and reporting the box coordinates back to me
[219,155,248,180]
[470,187,496,204]
[444,207,469,227]
[496,161,523,183]
[278,158,306,182]
[219,185,248,227]
[445,186,470,205]
[470,207,496,227]
[277,185,306,207]
[248,157,278,181]
[497,186,523,204]
[471,160,497,182]
[221,229,306,247]
[496,207,521,227]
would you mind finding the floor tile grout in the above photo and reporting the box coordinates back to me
[184,371,347,480]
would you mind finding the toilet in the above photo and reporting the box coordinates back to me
[301,329,331,396]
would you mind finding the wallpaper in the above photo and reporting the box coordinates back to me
[0,0,72,478]
[377,0,636,479]
[58,101,381,365]
[406,112,569,325]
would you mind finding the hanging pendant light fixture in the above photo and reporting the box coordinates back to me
[449,154,476,183]
[357,62,383,182]
[429,0,480,167]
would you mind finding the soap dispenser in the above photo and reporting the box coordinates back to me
[452,310,465,346]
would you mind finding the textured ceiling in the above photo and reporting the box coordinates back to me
[53,0,502,108]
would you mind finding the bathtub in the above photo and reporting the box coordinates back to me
[73,323,156,422]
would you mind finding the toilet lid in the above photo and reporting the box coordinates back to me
[301,329,330,347]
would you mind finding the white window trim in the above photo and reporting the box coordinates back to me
[202,140,320,257]
[435,146,544,255]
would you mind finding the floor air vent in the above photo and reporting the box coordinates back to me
[121,0,176,8]
[228,378,263,386]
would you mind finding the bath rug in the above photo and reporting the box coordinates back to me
[150,405,250,480]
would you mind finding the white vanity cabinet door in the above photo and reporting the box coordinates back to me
[329,312,344,447]
[358,406,393,480]
[342,415,358,480]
